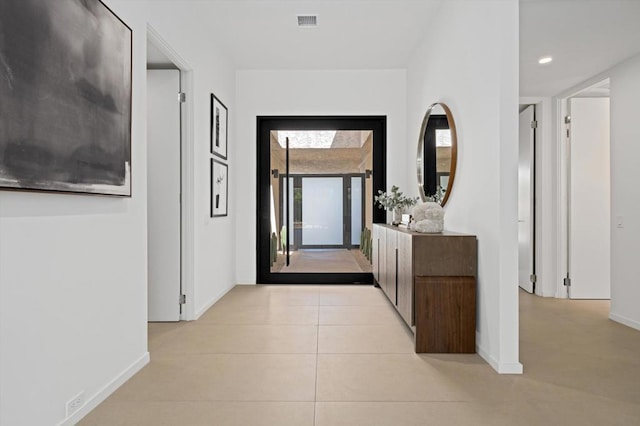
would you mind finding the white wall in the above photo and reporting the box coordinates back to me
[0,3,148,423]
[234,70,407,284]
[0,1,237,424]
[609,54,640,330]
[406,0,522,373]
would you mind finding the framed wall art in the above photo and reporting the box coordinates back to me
[0,0,133,196]
[210,94,228,160]
[211,158,228,217]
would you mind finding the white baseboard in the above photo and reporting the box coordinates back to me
[193,284,236,320]
[497,362,524,374]
[58,352,150,426]
[610,312,640,331]
[476,343,499,372]
[194,297,218,320]
[476,343,523,375]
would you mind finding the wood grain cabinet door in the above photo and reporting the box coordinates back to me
[378,225,387,294]
[384,227,397,304]
[415,276,476,353]
[372,225,380,283]
[396,231,413,325]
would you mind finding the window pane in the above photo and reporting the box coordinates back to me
[351,177,362,246]
[302,177,343,245]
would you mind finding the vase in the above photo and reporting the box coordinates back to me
[392,208,403,224]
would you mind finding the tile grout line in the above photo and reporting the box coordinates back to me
[314,292,320,426]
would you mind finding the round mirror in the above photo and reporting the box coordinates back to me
[417,102,457,206]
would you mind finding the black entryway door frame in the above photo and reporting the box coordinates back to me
[256,116,387,284]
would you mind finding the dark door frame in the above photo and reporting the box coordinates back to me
[256,116,387,284]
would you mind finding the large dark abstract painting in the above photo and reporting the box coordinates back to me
[0,0,132,196]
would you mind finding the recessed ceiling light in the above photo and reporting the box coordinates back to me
[538,56,553,65]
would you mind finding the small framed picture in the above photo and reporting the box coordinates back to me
[210,94,228,159]
[211,158,228,217]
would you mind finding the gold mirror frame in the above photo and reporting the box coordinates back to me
[416,102,458,206]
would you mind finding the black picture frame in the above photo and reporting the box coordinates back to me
[211,158,228,217]
[210,94,228,160]
[0,0,133,196]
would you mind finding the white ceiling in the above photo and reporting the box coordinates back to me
[143,0,640,97]
[151,0,444,69]
[520,0,640,97]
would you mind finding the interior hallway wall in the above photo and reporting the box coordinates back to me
[609,53,640,330]
[0,1,236,424]
[234,70,407,284]
[406,0,521,373]
[118,0,237,319]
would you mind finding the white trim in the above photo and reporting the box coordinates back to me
[476,343,499,372]
[556,71,612,100]
[555,97,569,299]
[57,352,150,426]
[498,362,524,374]
[180,70,195,320]
[610,312,640,331]
[477,342,523,375]
[146,25,196,321]
[193,284,236,320]
[519,96,546,105]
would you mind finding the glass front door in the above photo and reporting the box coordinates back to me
[257,117,386,284]
[282,175,364,251]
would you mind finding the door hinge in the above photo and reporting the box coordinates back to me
[564,115,571,124]
[530,274,537,284]
[530,120,538,129]
[179,294,186,305]
[563,277,571,287]
[178,92,186,103]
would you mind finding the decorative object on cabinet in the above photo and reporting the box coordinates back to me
[417,103,458,206]
[0,0,132,196]
[412,202,444,233]
[210,93,228,159]
[374,185,418,224]
[211,158,228,217]
[372,224,477,353]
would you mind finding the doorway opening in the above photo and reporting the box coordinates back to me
[518,104,536,294]
[146,28,195,321]
[560,79,611,300]
[257,117,386,284]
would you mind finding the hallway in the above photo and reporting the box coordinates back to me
[81,286,640,425]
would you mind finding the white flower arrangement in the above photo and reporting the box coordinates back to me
[374,185,418,211]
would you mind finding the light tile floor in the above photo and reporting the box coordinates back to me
[81,285,640,425]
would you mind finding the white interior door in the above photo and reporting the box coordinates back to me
[569,97,610,299]
[147,69,181,321]
[518,105,535,293]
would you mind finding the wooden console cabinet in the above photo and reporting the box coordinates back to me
[372,224,477,353]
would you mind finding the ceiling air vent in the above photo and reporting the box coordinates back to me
[297,15,318,28]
